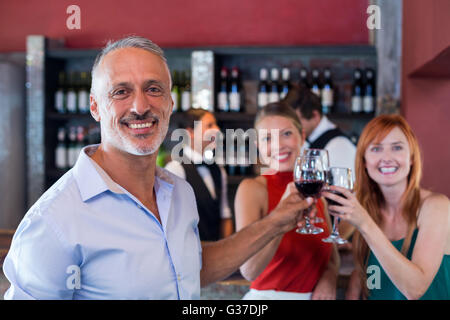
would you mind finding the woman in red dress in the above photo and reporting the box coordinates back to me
[235,102,339,300]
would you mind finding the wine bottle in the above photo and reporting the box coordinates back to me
[55,127,67,170]
[300,68,311,89]
[363,68,376,114]
[311,68,322,98]
[257,68,269,109]
[181,70,191,112]
[321,68,334,114]
[171,70,180,112]
[268,68,280,103]
[228,67,241,112]
[66,72,78,114]
[351,68,363,114]
[217,67,229,112]
[55,72,66,114]
[280,67,290,100]
[67,126,78,167]
[76,126,85,158]
[77,71,90,114]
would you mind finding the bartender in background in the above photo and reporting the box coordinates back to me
[165,108,234,241]
[283,84,356,174]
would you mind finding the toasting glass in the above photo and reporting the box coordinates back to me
[301,148,330,224]
[322,167,354,244]
[293,156,325,235]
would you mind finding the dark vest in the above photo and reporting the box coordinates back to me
[308,128,353,150]
[182,162,222,241]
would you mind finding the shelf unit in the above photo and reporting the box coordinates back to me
[26,35,377,208]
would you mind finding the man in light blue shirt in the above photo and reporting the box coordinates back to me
[3,36,313,299]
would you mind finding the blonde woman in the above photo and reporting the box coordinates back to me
[235,102,339,300]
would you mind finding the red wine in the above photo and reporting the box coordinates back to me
[295,180,324,198]
[325,190,346,207]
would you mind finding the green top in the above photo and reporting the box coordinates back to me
[367,229,450,300]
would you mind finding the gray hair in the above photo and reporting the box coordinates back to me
[91,36,168,96]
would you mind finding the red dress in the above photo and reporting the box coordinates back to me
[250,171,332,293]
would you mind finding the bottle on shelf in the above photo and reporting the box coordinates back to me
[351,68,364,114]
[54,71,66,114]
[257,68,269,109]
[279,67,290,100]
[228,67,241,112]
[55,127,67,170]
[299,68,311,89]
[180,70,191,112]
[226,136,238,176]
[171,70,180,112]
[76,126,85,158]
[77,71,90,114]
[239,136,251,176]
[268,68,280,103]
[363,68,376,114]
[321,68,334,114]
[66,72,78,114]
[310,68,322,98]
[217,67,229,112]
[67,126,78,167]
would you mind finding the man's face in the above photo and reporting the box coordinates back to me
[90,47,173,156]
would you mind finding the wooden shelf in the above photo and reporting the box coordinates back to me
[47,112,94,121]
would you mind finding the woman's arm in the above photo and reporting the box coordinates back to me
[324,187,449,300]
[345,269,362,300]
[234,178,283,281]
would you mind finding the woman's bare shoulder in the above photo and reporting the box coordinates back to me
[420,189,449,206]
[418,189,449,223]
[237,176,267,196]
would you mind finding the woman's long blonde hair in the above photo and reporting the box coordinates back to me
[353,114,423,298]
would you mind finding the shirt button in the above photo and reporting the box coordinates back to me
[177,274,181,281]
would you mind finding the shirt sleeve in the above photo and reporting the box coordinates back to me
[325,137,357,179]
[2,207,79,300]
[219,166,232,219]
[164,161,186,180]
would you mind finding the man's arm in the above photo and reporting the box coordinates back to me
[3,209,77,299]
[200,185,313,287]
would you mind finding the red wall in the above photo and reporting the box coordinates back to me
[0,0,368,52]
[402,0,450,197]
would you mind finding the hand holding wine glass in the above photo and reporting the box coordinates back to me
[322,167,353,244]
[322,185,372,231]
[293,155,325,235]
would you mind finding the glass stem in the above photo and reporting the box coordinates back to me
[332,217,340,236]
[304,207,312,228]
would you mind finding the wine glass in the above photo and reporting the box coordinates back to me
[293,155,325,235]
[322,167,354,244]
[302,148,330,224]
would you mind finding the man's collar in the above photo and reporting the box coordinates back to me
[73,144,175,202]
[308,115,336,143]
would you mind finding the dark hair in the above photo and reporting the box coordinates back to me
[179,108,211,129]
[255,101,302,134]
[283,83,322,119]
